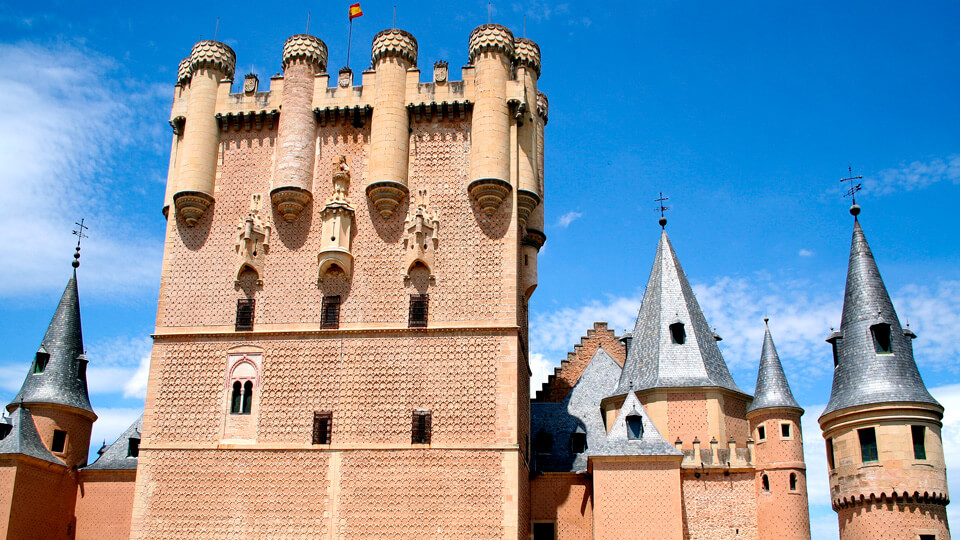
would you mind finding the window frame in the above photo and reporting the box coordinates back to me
[871,323,893,354]
[127,437,140,458]
[51,429,67,454]
[780,422,792,440]
[789,472,798,491]
[33,352,49,374]
[761,474,770,492]
[312,411,333,445]
[321,295,341,329]
[412,409,432,444]
[826,437,835,470]
[626,415,644,440]
[669,322,686,344]
[408,294,429,328]
[912,425,927,460]
[235,298,256,331]
[757,424,766,442]
[858,427,879,463]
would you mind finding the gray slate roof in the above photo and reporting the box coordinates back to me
[8,271,94,415]
[530,348,622,473]
[0,406,65,466]
[746,321,802,413]
[84,415,142,470]
[585,390,682,460]
[615,230,746,396]
[821,219,939,417]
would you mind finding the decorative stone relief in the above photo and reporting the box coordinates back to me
[403,189,439,280]
[318,156,356,282]
[234,194,271,285]
[243,73,259,94]
[338,67,353,88]
[433,61,448,84]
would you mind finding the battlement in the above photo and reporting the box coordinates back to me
[676,436,756,471]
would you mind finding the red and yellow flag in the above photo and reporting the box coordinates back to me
[349,3,363,20]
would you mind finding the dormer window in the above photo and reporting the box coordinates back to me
[77,360,87,380]
[0,422,11,441]
[33,352,49,374]
[570,431,587,454]
[626,415,644,440]
[669,322,685,345]
[127,437,140,458]
[871,323,892,354]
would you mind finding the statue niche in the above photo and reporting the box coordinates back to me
[235,194,271,286]
[318,156,356,283]
[403,189,439,281]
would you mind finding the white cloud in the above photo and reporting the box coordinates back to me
[83,335,153,396]
[866,154,960,194]
[529,352,553,396]
[931,383,960,528]
[798,249,814,257]
[0,43,164,299]
[511,1,569,22]
[556,211,583,228]
[123,352,152,399]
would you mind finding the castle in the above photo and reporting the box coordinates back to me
[0,24,950,540]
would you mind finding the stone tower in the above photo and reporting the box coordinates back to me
[746,319,810,540]
[131,24,546,538]
[819,206,950,540]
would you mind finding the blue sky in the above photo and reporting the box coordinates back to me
[1,1,958,536]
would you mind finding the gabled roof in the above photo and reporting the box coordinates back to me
[615,230,745,396]
[84,415,142,470]
[0,406,65,466]
[746,320,802,414]
[822,218,939,417]
[585,391,681,460]
[8,270,94,415]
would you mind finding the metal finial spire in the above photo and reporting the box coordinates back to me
[840,165,863,216]
[654,192,670,228]
[71,218,88,268]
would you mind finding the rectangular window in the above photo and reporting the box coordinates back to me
[871,323,892,354]
[920,535,936,540]
[312,411,333,445]
[757,425,766,441]
[858,427,878,463]
[321,295,341,329]
[831,341,840,367]
[781,423,791,438]
[78,361,87,380]
[51,429,67,453]
[33,352,49,374]
[669,322,686,344]
[412,410,432,444]
[236,299,255,331]
[127,438,140,458]
[408,294,429,328]
[532,522,556,540]
[912,425,927,460]
[826,438,835,469]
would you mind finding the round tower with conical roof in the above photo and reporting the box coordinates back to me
[746,319,810,540]
[819,207,949,540]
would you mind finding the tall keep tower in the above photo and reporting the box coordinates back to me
[819,206,950,540]
[132,24,546,539]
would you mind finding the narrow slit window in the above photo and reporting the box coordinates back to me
[757,425,766,441]
[127,438,140,458]
[781,423,791,438]
[230,381,243,414]
[321,295,341,329]
[236,299,255,331]
[51,429,67,453]
[669,322,685,344]
[312,411,333,445]
[789,473,798,491]
[77,361,87,380]
[242,381,253,414]
[412,410,432,444]
[912,425,927,460]
[920,535,937,540]
[33,352,49,374]
[761,474,770,492]
[858,427,878,463]
[626,415,644,440]
[871,323,892,354]
[831,340,840,368]
[826,438,835,469]
[408,294,429,328]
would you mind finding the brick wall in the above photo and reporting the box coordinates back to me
[535,322,626,402]
[593,459,683,540]
[530,473,593,540]
[5,459,76,540]
[838,500,949,540]
[680,470,757,540]
[75,470,136,540]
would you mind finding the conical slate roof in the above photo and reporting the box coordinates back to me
[821,218,939,417]
[0,406,65,465]
[84,415,142,470]
[8,270,94,415]
[615,230,745,396]
[585,390,681,459]
[746,321,802,413]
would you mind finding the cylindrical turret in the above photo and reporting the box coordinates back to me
[467,24,515,216]
[514,37,541,226]
[174,40,236,227]
[521,90,548,299]
[365,29,417,219]
[748,408,810,540]
[271,34,328,223]
[162,58,192,218]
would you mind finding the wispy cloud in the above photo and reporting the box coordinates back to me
[512,1,569,22]
[556,211,583,228]
[865,154,960,195]
[798,249,814,257]
[0,43,165,299]
[89,406,142,454]
[84,335,153,396]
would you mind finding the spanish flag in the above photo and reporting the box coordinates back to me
[349,3,363,20]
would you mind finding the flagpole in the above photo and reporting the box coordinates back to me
[346,18,353,69]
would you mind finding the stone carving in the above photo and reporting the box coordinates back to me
[371,29,418,66]
[536,91,549,124]
[338,67,353,88]
[468,178,512,216]
[403,189,439,280]
[234,194,271,285]
[281,34,328,72]
[190,40,237,78]
[513,38,541,77]
[468,24,515,64]
[433,61,448,84]
[318,156,356,282]
[243,73,259,94]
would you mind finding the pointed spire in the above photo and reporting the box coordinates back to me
[614,230,745,396]
[821,218,938,417]
[747,319,802,413]
[8,270,94,415]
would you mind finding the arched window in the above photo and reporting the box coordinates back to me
[761,474,770,492]
[789,473,797,491]
[231,381,243,414]
[242,381,253,414]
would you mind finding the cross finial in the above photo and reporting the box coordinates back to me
[654,192,670,228]
[840,166,863,216]
[72,218,89,268]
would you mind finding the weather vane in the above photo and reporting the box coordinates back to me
[72,218,89,268]
[654,192,670,228]
[840,166,863,210]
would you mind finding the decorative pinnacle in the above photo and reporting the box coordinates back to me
[763,315,769,325]
[654,192,670,228]
[840,166,863,216]
[71,218,88,268]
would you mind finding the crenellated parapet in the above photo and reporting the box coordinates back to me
[281,34,328,72]
[468,24,515,63]
[371,29,418,66]
[513,38,541,77]
[676,436,755,470]
[189,40,236,79]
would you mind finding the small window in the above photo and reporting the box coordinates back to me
[626,415,644,440]
[78,361,87,380]
[532,522,556,540]
[321,295,341,329]
[781,423,791,438]
[534,431,553,457]
[312,411,333,445]
[789,472,798,491]
[912,425,927,460]
[831,340,840,368]
[409,294,429,328]
[858,427,878,463]
[236,299,255,331]
[242,381,253,414]
[33,352,50,374]
[761,474,770,492]
[230,381,243,414]
[51,429,67,453]
[871,323,892,354]
[570,431,587,455]
[412,410,432,444]
[920,535,937,540]
[757,425,766,441]
[0,423,12,441]
[127,438,140,458]
[669,322,685,344]
[826,438,835,469]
